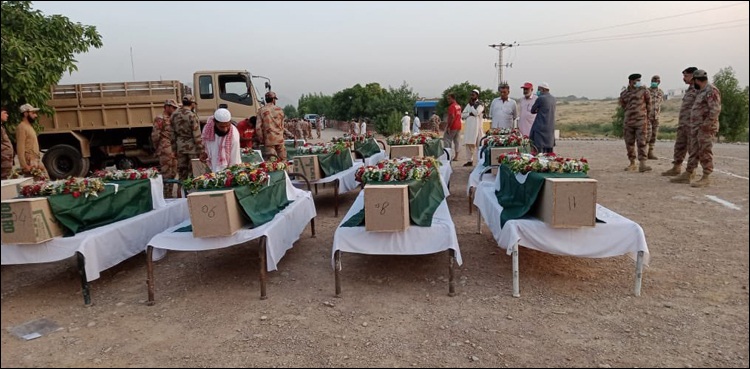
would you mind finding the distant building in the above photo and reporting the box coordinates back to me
[415,99,439,122]
[668,88,686,98]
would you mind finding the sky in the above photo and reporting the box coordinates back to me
[33,1,750,106]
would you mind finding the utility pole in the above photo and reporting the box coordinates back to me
[489,42,517,89]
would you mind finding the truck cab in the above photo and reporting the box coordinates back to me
[194,70,263,122]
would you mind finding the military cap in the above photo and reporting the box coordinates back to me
[628,73,641,81]
[651,75,660,81]
[164,99,180,108]
[692,69,708,79]
[265,91,277,100]
[182,95,197,105]
[19,103,40,113]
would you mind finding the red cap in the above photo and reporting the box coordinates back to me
[521,82,533,89]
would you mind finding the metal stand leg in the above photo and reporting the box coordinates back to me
[314,183,318,195]
[259,237,268,300]
[76,252,91,306]
[476,208,482,234]
[334,250,342,298]
[512,248,520,298]
[146,246,156,306]
[334,179,340,217]
[310,218,316,238]
[448,249,456,297]
[468,187,474,214]
[634,250,644,296]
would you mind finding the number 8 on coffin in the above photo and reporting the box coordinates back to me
[364,184,409,232]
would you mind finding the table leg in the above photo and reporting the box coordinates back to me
[476,207,482,234]
[468,187,474,215]
[512,248,520,298]
[259,237,268,300]
[76,252,91,306]
[634,250,644,296]
[314,183,318,195]
[334,250,342,298]
[146,246,156,306]
[334,179,340,217]
[448,249,456,297]
[310,217,316,238]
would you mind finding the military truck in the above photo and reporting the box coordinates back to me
[37,70,270,179]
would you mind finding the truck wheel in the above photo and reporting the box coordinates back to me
[43,144,85,179]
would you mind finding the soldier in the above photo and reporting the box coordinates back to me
[256,91,287,161]
[170,95,206,180]
[646,75,664,159]
[682,69,721,188]
[16,104,49,180]
[1,107,14,179]
[152,99,179,197]
[315,115,322,139]
[618,73,652,172]
[664,67,699,178]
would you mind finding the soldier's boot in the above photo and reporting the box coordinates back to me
[647,144,658,160]
[670,170,694,184]
[661,164,682,176]
[639,160,652,172]
[624,159,637,172]
[690,172,711,188]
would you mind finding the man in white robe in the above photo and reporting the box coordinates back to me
[461,89,484,167]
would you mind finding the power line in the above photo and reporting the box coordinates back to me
[520,2,746,44]
[523,18,749,46]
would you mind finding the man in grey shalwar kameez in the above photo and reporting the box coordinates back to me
[529,82,556,153]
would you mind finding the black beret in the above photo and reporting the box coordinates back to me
[628,73,641,81]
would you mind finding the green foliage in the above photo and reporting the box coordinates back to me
[375,110,404,137]
[712,67,749,142]
[435,81,494,118]
[324,81,417,135]
[611,106,624,138]
[1,1,103,134]
[297,93,332,117]
[282,104,298,119]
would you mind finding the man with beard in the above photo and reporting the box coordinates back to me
[518,82,537,136]
[461,89,484,167]
[15,104,48,180]
[202,108,240,172]
[529,82,557,154]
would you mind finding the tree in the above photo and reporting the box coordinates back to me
[712,67,749,142]
[611,106,624,138]
[435,82,494,118]
[298,93,332,117]
[1,1,103,131]
[283,104,298,119]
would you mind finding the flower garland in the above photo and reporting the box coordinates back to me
[20,177,106,198]
[481,133,530,148]
[485,127,515,136]
[331,132,374,143]
[386,132,441,146]
[91,167,160,181]
[296,142,349,155]
[355,157,440,184]
[241,147,257,155]
[498,152,590,175]
[182,160,287,193]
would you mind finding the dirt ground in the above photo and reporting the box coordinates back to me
[1,128,748,368]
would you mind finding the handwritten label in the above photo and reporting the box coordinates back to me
[1,203,14,233]
[568,196,577,211]
[201,205,217,218]
[374,201,390,215]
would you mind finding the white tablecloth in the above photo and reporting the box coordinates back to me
[147,188,316,272]
[472,182,650,264]
[466,165,494,196]
[332,191,462,268]
[291,162,363,195]
[358,150,387,167]
[1,199,188,281]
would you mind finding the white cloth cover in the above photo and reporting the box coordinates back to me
[1,199,188,281]
[291,161,363,195]
[332,191,462,268]
[466,165,494,196]
[147,188,316,272]
[151,175,167,209]
[472,182,650,265]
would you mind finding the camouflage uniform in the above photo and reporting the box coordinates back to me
[686,83,721,175]
[1,125,14,179]
[316,118,322,138]
[171,106,204,180]
[256,103,287,161]
[619,86,652,163]
[672,86,698,165]
[647,87,664,145]
[152,113,177,197]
